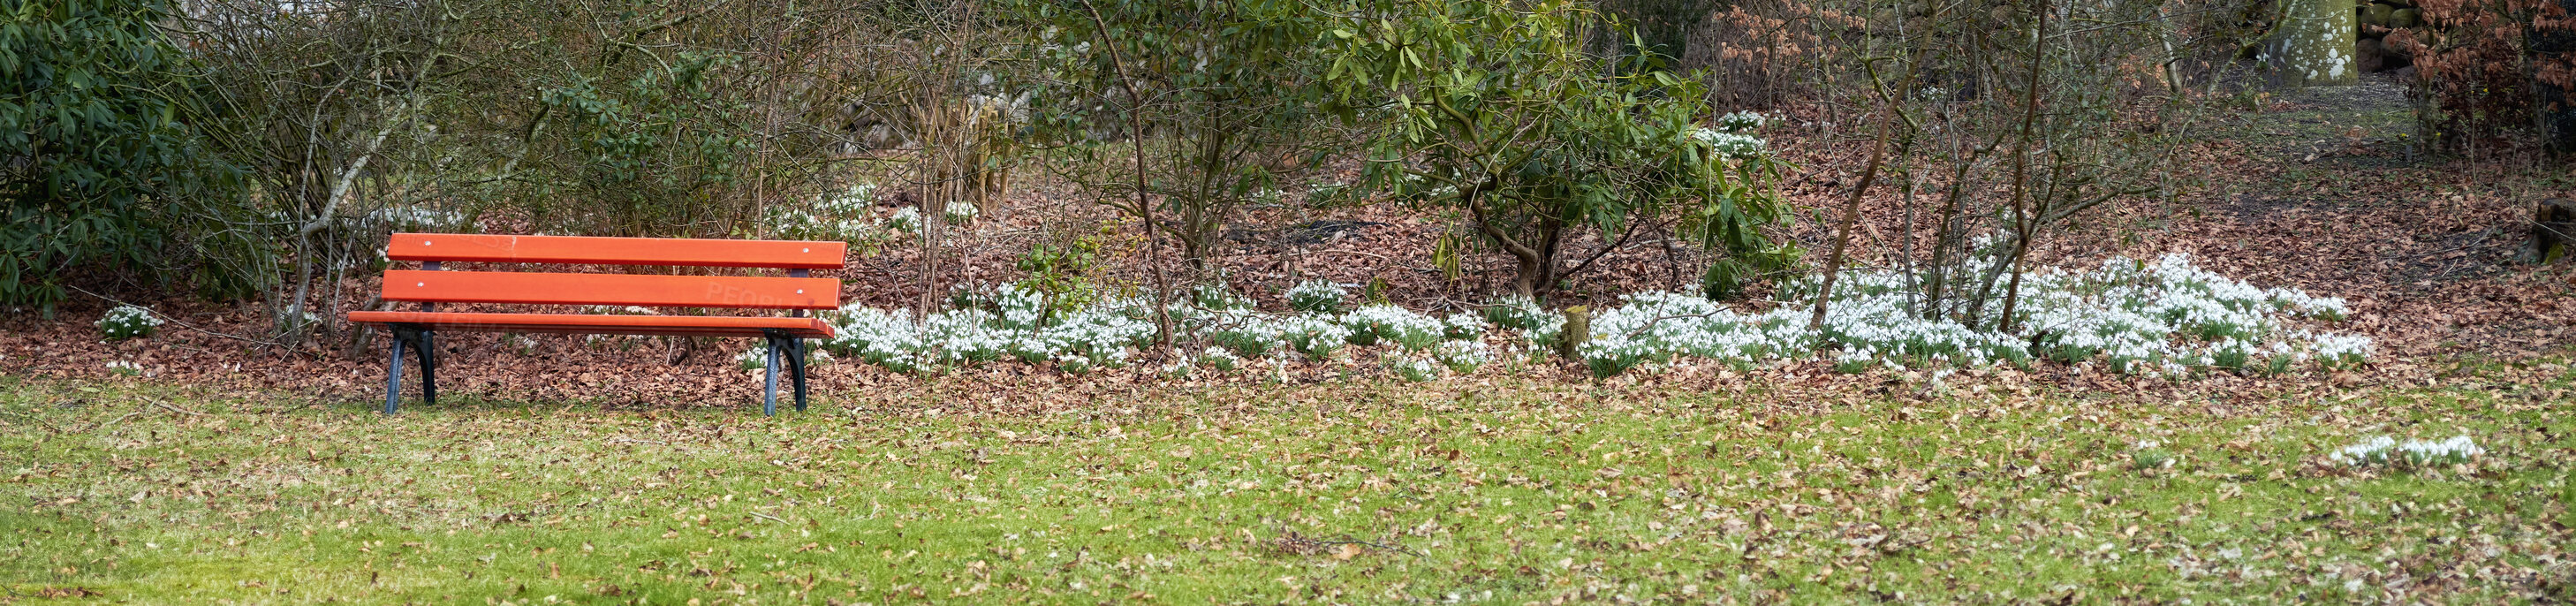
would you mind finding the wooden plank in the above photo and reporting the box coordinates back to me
[379,270,841,309]
[387,233,846,269]
[348,311,835,338]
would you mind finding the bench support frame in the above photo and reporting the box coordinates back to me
[384,323,438,413]
[761,329,810,416]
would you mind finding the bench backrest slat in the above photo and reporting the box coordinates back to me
[381,270,841,310]
[388,233,846,269]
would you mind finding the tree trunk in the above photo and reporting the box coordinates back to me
[1511,252,1546,299]
[2519,198,2576,264]
[2534,0,2576,155]
[2258,0,2358,87]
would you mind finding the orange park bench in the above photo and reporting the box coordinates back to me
[347,233,845,416]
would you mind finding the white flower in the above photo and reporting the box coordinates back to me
[800,253,2360,383]
[1284,279,1345,314]
[368,205,466,229]
[1436,340,1493,374]
[943,201,980,223]
[1712,110,1769,133]
[735,347,771,371]
[886,206,922,233]
[98,305,164,340]
[2330,435,2484,466]
[1691,128,1768,159]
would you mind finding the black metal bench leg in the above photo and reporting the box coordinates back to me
[786,337,809,412]
[416,329,438,406]
[384,324,438,413]
[383,332,406,414]
[761,335,782,418]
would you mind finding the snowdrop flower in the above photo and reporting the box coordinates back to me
[1387,356,1440,382]
[1343,304,1445,349]
[1435,340,1493,374]
[2330,435,2485,466]
[1198,346,1241,372]
[1284,279,1346,314]
[1712,110,1769,133]
[886,207,922,233]
[735,347,770,371]
[2397,436,2485,463]
[807,253,2361,382]
[943,201,979,223]
[98,305,164,340]
[369,205,466,230]
[1691,128,1768,159]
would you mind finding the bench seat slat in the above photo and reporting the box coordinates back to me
[381,270,840,309]
[349,312,835,338]
[389,233,846,269]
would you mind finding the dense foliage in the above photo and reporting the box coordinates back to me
[1322,0,1788,299]
[2391,0,2576,153]
[1,0,247,308]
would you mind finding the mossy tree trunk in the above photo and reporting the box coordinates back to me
[2259,0,2359,87]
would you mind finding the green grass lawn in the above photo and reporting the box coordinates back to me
[3,360,2571,604]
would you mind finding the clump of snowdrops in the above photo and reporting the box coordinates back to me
[813,254,2367,382]
[98,305,163,341]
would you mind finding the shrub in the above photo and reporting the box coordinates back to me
[2389,0,2576,153]
[1006,0,1336,266]
[1321,0,1787,299]
[4,0,252,308]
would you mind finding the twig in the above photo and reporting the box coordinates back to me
[751,511,790,524]
[1812,57,1915,330]
[86,411,148,434]
[150,398,207,417]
